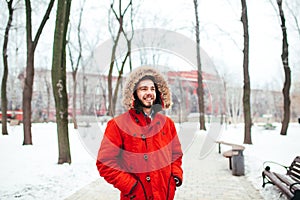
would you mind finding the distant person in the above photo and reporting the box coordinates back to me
[96,66,183,200]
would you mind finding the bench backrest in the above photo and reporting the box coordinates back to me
[287,156,300,182]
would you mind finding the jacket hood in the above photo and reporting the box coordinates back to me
[122,66,172,110]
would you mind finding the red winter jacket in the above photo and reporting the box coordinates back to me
[96,109,183,200]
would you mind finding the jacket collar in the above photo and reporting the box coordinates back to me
[129,109,151,126]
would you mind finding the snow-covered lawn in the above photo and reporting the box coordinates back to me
[0,123,98,200]
[220,122,299,200]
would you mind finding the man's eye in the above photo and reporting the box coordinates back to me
[139,87,147,91]
[138,86,155,92]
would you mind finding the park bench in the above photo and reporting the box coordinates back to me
[216,141,245,176]
[216,141,245,169]
[262,156,300,199]
[10,119,20,126]
[263,123,276,130]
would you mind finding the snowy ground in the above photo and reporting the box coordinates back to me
[0,123,98,200]
[0,121,299,200]
[219,122,299,200]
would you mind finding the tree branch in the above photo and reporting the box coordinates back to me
[33,0,55,51]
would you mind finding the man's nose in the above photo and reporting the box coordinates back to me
[148,88,155,93]
[145,89,154,95]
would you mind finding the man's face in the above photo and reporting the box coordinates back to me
[136,79,156,108]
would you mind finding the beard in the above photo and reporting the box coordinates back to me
[133,96,162,115]
[134,97,153,109]
[141,103,152,109]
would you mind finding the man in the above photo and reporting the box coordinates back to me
[96,66,183,200]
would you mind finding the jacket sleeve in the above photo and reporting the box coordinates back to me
[96,119,137,194]
[170,120,183,186]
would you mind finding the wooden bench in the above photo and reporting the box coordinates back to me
[216,141,245,170]
[10,119,20,126]
[262,156,300,199]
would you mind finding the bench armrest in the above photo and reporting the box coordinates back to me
[290,182,300,195]
[263,161,289,173]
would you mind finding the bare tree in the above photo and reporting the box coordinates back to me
[107,0,134,116]
[241,0,252,144]
[51,0,72,164]
[277,0,291,135]
[22,0,55,145]
[1,0,15,135]
[193,0,206,130]
[67,0,86,129]
[225,84,243,125]
[111,29,134,115]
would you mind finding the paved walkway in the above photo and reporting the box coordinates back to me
[65,122,263,200]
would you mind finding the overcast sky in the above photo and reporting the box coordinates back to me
[0,0,299,90]
[58,0,300,90]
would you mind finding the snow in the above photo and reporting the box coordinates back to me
[0,123,98,200]
[219,123,299,200]
[0,122,299,200]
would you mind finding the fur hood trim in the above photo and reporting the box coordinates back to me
[122,66,172,110]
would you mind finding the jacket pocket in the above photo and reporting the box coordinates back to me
[123,180,146,200]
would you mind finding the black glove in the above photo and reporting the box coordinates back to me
[174,176,182,187]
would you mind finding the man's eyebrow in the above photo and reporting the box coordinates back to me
[138,85,155,89]
[139,84,155,87]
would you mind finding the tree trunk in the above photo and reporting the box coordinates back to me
[112,61,126,114]
[22,46,34,145]
[111,31,133,114]
[45,76,51,122]
[51,0,72,164]
[23,0,34,145]
[241,0,252,144]
[277,0,291,135]
[193,0,206,130]
[1,0,14,135]
[23,0,55,145]
[72,72,78,129]
[82,72,87,115]
[107,30,122,116]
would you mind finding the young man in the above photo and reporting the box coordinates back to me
[96,66,183,200]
